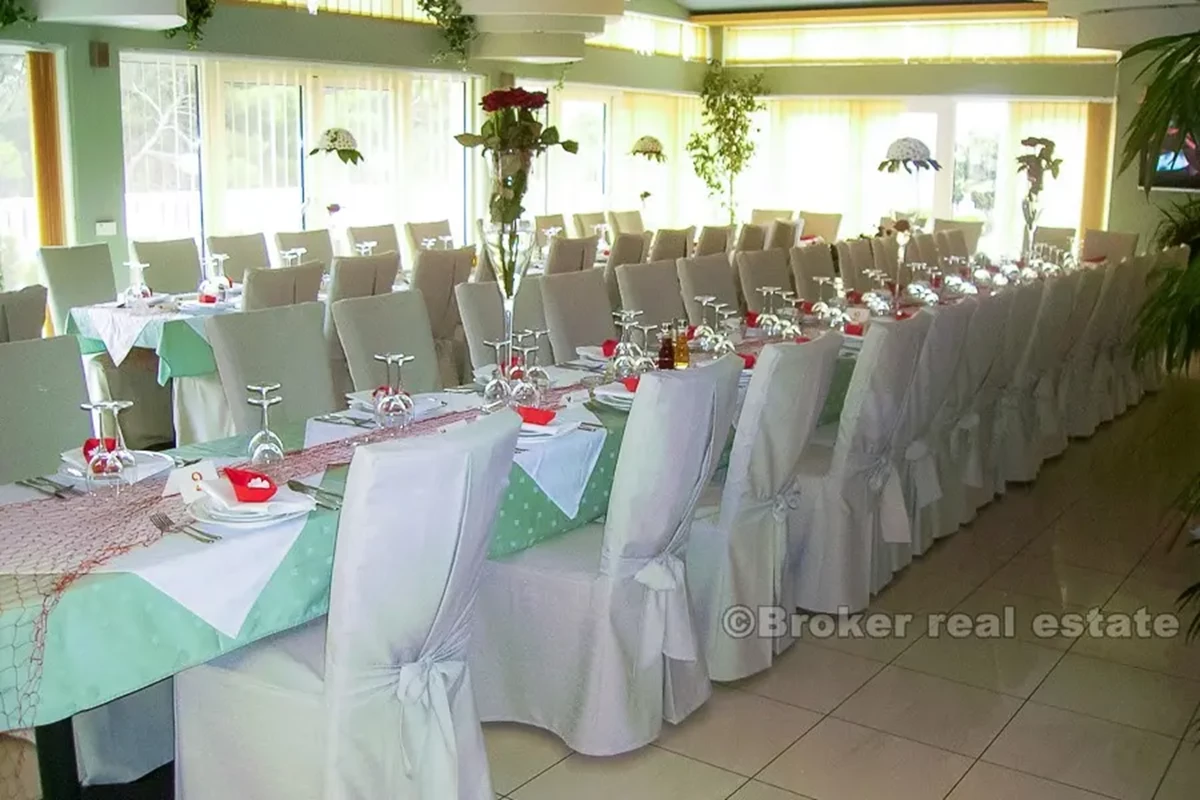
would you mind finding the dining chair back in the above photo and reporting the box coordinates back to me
[39,243,117,333]
[790,243,836,299]
[677,253,741,325]
[333,290,441,394]
[649,227,694,262]
[0,284,46,342]
[737,249,793,313]
[606,209,645,237]
[541,268,617,363]
[571,211,606,239]
[604,233,647,310]
[750,209,793,226]
[455,277,552,371]
[798,211,842,242]
[544,236,598,275]
[695,225,734,257]
[275,229,335,273]
[207,233,271,283]
[346,224,401,264]
[131,237,203,295]
[765,219,798,251]
[616,259,687,327]
[242,262,324,311]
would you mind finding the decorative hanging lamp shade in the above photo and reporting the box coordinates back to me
[472,32,587,64]
[879,137,941,173]
[631,136,666,163]
[34,0,185,29]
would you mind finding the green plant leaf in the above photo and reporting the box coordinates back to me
[560,139,579,154]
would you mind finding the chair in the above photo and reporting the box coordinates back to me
[242,263,324,312]
[403,220,453,270]
[0,284,46,342]
[649,227,695,262]
[1060,262,1122,439]
[873,236,911,285]
[1033,226,1077,253]
[0,336,90,483]
[1081,229,1139,264]
[346,225,402,265]
[323,254,401,395]
[456,276,552,372]
[1107,254,1157,419]
[332,291,441,395]
[534,214,568,249]
[604,233,648,310]
[544,236,599,275]
[764,220,798,251]
[275,229,335,272]
[175,410,521,800]
[572,212,606,239]
[791,243,836,300]
[695,225,734,257]
[932,219,984,255]
[789,314,932,613]
[39,243,172,450]
[469,358,742,754]
[736,249,793,313]
[607,209,645,237]
[934,230,970,263]
[541,268,617,363]
[688,335,843,681]
[130,238,203,296]
[207,233,271,283]
[473,218,494,283]
[798,212,842,242]
[616,259,687,327]
[734,224,766,253]
[750,209,793,226]
[836,239,874,293]
[206,302,337,434]
[411,247,474,387]
[677,253,741,325]
[911,233,941,267]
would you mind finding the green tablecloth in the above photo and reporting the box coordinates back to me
[67,308,219,385]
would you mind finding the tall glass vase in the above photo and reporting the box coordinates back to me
[483,220,535,380]
[1021,192,1042,263]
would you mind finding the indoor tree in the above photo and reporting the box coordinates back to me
[686,61,766,225]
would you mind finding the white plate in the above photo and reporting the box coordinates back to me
[575,345,608,363]
[190,496,311,530]
[345,392,447,419]
[57,449,175,485]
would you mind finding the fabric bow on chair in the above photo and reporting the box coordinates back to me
[392,656,463,800]
[845,449,911,545]
[903,437,942,508]
[634,551,698,669]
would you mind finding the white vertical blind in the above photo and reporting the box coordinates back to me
[587,13,710,61]
[0,53,40,289]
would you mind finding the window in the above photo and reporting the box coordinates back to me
[120,53,470,254]
[237,0,431,23]
[0,54,37,289]
[953,101,1005,254]
[724,17,1117,65]
[588,13,710,61]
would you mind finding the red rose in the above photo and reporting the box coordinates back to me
[525,91,548,110]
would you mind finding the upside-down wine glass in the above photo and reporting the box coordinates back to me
[482,339,513,412]
[355,241,378,257]
[81,400,135,495]
[692,296,717,351]
[633,323,659,373]
[511,340,543,407]
[246,383,285,467]
[372,354,416,429]
[123,261,153,306]
[524,329,552,396]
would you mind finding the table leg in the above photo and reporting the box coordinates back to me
[34,719,81,800]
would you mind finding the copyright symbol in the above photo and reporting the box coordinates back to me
[722,605,756,639]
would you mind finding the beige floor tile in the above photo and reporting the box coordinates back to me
[946,761,1118,799]
[727,780,811,799]
[656,687,821,777]
[873,569,982,616]
[733,641,884,713]
[1156,742,1200,800]
[1031,653,1200,737]
[896,633,1064,698]
[791,606,925,662]
[1022,528,1151,576]
[982,702,1177,800]
[483,722,571,795]
[982,555,1123,608]
[833,666,1022,757]
[1070,588,1200,681]
[510,747,744,800]
[953,587,1089,650]
[757,717,972,800]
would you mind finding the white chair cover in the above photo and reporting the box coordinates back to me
[678,253,741,325]
[412,247,473,387]
[798,212,841,242]
[765,220,799,251]
[734,224,766,253]
[695,225,734,256]
[131,238,203,296]
[455,277,552,371]
[1033,226,1077,253]
[688,335,843,680]
[790,243,836,300]
[275,230,335,272]
[206,233,271,283]
[242,263,324,312]
[1057,263,1111,440]
[616,259,686,327]
[872,235,901,279]
[911,233,941,267]
[736,250,793,312]
[750,209,793,226]
[607,210,645,237]
[403,220,453,271]
[932,219,983,255]
[324,254,401,395]
[175,410,521,800]
[650,227,695,262]
[470,357,742,754]
[206,302,337,433]
[840,239,875,292]
[534,214,567,249]
[545,236,598,275]
[541,268,617,362]
[333,291,441,394]
[1082,229,1139,263]
[604,233,648,310]
[572,212,606,239]
[346,225,401,266]
[0,284,46,342]
[789,315,931,613]
[40,243,117,334]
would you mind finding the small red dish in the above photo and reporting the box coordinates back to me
[224,467,278,503]
[516,406,556,426]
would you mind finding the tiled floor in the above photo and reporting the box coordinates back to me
[487,378,1200,800]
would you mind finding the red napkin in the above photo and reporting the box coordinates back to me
[739,353,757,370]
[620,376,640,392]
[1084,256,1105,264]
[198,293,218,304]
[745,310,760,328]
[601,339,619,358]
[844,323,865,336]
[794,336,812,343]
[895,310,914,320]
[224,467,278,503]
[931,275,943,289]
[516,406,556,426]
[82,437,117,463]
[686,325,697,340]
[799,300,815,314]
[800,234,818,242]
[845,291,862,305]
[372,385,392,400]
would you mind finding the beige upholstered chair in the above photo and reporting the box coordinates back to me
[1082,229,1139,263]
[0,284,46,342]
[696,225,735,257]
[790,243,837,300]
[678,253,741,324]
[411,246,474,386]
[534,214,568,249]
[323,254,401,395]
[606,210,645,237]
[798,212,842,242]
[737,249,793,312]
[332,290,441,394]
[765,220,798,251]
[130,237,203,295]
[541,268,617,363]
[734,224,766,253]
[456,276,552,371]
[604,233,648,310]
[571,212,606,239]
[616,259,687,327]
[242,262,324,312]
[750,209,794,226]
[39,243,172,449]
[403,220,453,274]
[1033,226,1077,253]
[649,227,694,262]
[207,233,271,283]
[275,229,335,272]
[911,233,941,266]
[346,225,401,263]
[834,239,873,293]
[545,236,599,275]
[932,218,984,255]
[206,302,337,434]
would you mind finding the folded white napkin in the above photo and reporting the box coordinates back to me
[514,406,607,518]
[575,345,607,362]
[198,480,315,517]
[179,300,237,314]
[520,420,581,439]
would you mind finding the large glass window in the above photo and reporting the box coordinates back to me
[0,54,38,289]
[588,13,710,61]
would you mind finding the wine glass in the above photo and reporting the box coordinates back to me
[123,261,153,306]
[246,383,285,467]
[592,223,609,250]
[421,237,437,251]
[482,339,513,411]
[80,401,135,494]
[199,254,231,302]
[633,324,659,373]
[524,329,552,395]
[355,241,378,257]
[438,234,454,251]
[692,296,717,351]
[511,341,543,407]
[372,354,416,429]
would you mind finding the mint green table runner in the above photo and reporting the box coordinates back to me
[67,309,219,385]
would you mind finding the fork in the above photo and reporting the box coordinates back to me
[149,512,221,544]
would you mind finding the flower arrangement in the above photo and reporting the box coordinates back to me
[878,137,941,173]
[1016,136,1062,197]
[0,0,35,28]
[631,135,666,163]
[309,128,364,165]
